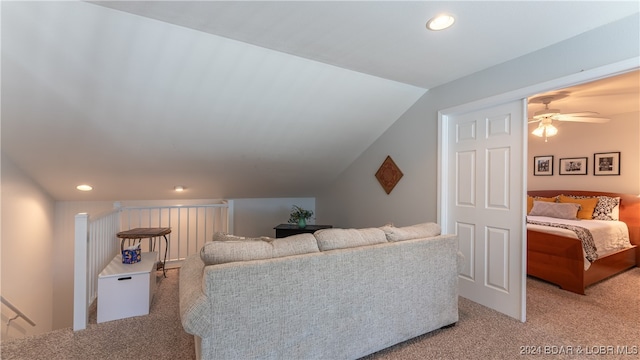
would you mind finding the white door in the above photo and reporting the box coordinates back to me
[439,99,527,321]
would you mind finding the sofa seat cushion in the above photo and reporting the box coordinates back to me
[314,228,387,251]
[380,222,441,242]
[201,233,319,265]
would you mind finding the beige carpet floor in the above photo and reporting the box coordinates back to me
[2,267,639,360]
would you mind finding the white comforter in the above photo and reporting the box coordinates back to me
[526,215,632,270]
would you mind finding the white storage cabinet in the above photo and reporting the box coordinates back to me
[97,251,157,323]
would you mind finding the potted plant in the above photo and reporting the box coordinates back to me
[288,205,314,228]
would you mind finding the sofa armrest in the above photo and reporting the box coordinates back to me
[179,254,212,337]
[456,251,466,274]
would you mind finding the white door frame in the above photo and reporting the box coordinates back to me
[437,57,639,322]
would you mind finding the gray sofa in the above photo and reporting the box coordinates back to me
[179,223,460,360]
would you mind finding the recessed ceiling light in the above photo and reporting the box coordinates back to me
[426,14,455,31]
[174,185,185,192]
[77,184,93,191]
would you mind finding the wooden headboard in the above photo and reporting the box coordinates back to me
[527,190,640,249]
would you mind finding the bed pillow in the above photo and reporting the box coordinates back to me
[558,195,598,220]
[593,196,620,220]
[528,201,580,220]
[559,194,620,220]
[526,196,557,214]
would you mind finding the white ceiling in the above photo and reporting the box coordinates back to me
[528,69,640,118]
[527,69,640,138]
[2,1,639,201]
[89,0,638,89]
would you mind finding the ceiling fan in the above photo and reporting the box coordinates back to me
[528,95,610,141]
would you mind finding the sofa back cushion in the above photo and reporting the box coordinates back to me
[211,232,249,242]
[201,233,319,265]
[314,228,387,251]
[270,234,321,258]
[380,222,441,242]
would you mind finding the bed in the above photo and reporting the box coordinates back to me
[526,190,640,294]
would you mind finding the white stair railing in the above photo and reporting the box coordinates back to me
[73,210,120,331]
[73,201,233,331]
[119,202,233,266]
[1,296,36,328]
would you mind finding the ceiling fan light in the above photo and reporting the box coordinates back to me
[545,124,558,136]
[531,125,545,137]
[531,123,558,138]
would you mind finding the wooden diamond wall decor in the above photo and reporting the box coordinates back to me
[375,156,403,194]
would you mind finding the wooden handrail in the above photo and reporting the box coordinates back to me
[1,295,36,327]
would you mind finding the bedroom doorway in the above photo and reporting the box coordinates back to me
[525,69,640,294]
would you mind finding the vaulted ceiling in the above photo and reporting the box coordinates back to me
[2,1,638,201]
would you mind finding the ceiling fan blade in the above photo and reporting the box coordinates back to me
[527,119,540,124]
[558,111,599,117]
[555,116,610,123]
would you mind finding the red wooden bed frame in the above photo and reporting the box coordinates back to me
[527,190,640,295]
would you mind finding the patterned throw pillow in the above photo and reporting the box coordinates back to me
[593,196,620,220]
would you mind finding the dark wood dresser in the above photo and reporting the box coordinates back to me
[273,224,333,238]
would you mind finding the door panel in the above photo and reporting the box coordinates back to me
[487,147,509,209]
[456,151,476,206]
[457,223,475,279]
[486,227,509,291]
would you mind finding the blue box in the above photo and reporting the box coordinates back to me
[122,247,141,264]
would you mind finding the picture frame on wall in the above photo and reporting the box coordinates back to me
[533,155,553,176]
[594,152,620,176]
[559,157,588,175]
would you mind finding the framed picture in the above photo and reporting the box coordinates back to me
[559,157,588,175]
[533,155,553,176]
[594,152,620,176]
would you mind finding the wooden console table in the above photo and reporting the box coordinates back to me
[274,224,332,238]
[117,227,171,277]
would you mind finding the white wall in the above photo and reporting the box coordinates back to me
[317,14,640,229]
[528,111,640,193]
[1,154,55,339]
[232,198,315,237]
